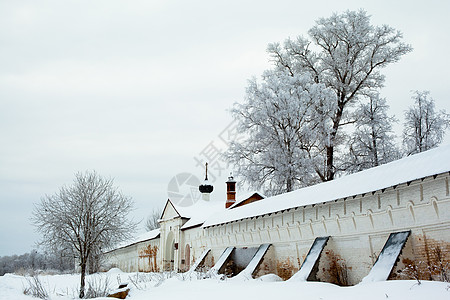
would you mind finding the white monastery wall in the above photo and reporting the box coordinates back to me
[106,171,450,285]
[191,173,450,283]
[106,243,139,273]
[106,237,160,273]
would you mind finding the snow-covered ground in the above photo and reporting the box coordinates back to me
[0,269,449,300]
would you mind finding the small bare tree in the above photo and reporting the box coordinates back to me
[403,91,450,155]
[32,171,137,298]
[145,208,161,231]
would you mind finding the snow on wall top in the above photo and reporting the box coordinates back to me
[202,144,450,228]
[176,200,224,230]
[110,228,161,251]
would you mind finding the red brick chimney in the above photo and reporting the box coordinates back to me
[225,174,236,208]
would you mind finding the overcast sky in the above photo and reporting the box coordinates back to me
[1,0,449,256]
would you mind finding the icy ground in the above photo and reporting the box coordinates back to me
[0,268,449,300]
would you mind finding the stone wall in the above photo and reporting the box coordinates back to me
[187,173,450,284]
[106,172,450,284]
[106,238,160,273]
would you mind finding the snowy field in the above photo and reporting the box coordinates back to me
[0,269,449,300]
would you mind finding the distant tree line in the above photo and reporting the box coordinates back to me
[0,250,74,276]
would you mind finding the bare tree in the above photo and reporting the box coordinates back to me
[145,208,161,231]
[403,91,450,155]
[32,171,137,298]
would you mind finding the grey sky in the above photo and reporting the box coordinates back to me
[1,0,449,256]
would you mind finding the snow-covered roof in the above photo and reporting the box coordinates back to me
[175,200,224,230]
[110,228,160,251]
[202,144,450,227]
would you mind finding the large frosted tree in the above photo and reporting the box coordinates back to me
[227,10,411,194]
[227,70,335,195]
[267,10,411,181]
[403,91,449,155]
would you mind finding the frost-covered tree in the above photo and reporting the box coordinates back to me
[345,94,400,172]
[265,10,412,182]
[403,91,450,155]
[227,70,335,195]
[228,10,411,194]
[32,171,137,298]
